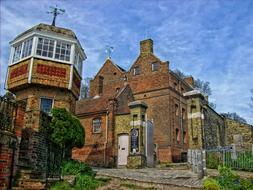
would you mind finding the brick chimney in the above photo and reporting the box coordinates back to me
[140,39,153,55]
[183,76,194,87]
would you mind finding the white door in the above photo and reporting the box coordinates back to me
[118,134,129,166]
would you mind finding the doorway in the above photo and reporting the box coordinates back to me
[118,134,129,166]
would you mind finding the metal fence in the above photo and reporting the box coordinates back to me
[206,145,253,172]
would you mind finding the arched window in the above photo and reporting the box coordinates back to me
[92,118,101,133]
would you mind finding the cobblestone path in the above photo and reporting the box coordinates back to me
[94,168,203,190]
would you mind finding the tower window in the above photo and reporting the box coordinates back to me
[55,41,71,61]
[40,98,53,114]
[92,118,102,133]
[36,37,54,58]
[74,52,83,74]
[152,62,158,71]
[21,38,33,58]
[13,43,22,63]
[133,66,140,75]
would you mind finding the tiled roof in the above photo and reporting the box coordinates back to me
[75,96,109,115]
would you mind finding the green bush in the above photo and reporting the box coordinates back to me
[50,181,74,190]
[217,166,240,190]
[206,166,253,190]
[75,174,99,190]
[203,178,220,190]
[61,160,95,177]
[207,153,221,169]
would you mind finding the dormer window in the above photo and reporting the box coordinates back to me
[133,66,140,75]
[152,62,158,71]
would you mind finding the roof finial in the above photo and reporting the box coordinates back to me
[47,5,65,26]
[105,46,114,59]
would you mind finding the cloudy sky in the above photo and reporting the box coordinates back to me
[0,0,253,124]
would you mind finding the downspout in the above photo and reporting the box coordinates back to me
[104,110,109,166]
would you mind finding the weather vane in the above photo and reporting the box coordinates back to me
[105,46,114,59]
[47,5,65,26]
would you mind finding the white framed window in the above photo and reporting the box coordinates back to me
[151,62,158,71]
[55,41,71,61]
[92,118,102,133]
[40,98,53,114]
[36,37,54,58]
[133,66,140,75]
[74,51,83,74]
[12,43,22,62]
[21,38,33,58]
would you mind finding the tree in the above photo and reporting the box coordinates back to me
[80,77,92,99]
[173,69,215,108]
[48,108,85,159]
[173,69,212,96]
[220,112,247,123]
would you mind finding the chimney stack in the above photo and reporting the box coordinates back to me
[140,39,153,55]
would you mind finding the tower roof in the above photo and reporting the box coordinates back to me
[11,23,78,43]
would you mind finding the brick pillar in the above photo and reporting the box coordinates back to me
[0,133,16,190]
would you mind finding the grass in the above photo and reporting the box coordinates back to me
[120,183,157,190]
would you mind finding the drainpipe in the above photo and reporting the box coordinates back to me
[104,110,109,166]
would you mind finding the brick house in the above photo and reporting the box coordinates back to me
[72,39,196,167]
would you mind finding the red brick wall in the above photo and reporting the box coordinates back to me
[72,114,107,166]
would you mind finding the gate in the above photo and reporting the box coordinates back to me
[206,145,253,172]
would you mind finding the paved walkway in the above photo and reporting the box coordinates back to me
[94,168,203,189]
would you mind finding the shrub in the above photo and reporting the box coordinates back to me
[61,160,95,177]
[203,178,220,190]
[217,166,241,190]
[75,174,99,190]
[206,153,221,169]
[49,181,74,190]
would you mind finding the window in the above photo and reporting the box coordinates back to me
[74,52,83,74]
[141,115,145,122]
[98,76,104,94]
[55,41,71,61]
[182,108,186,119]
[133,114,138,121]
[152,62,158,71]
[174,82,178,90]
[93,118,101,133]
[13,43,22,62]
[175,104,179,116]
[133,66,140,75]
[40,98,53,114]
[36,37,54,58]
[176,128,180,142]
[21,38,33,58]
[183,131,186,144]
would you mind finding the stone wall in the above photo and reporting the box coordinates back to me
[225,118,253,150]
[202,106,225,149]
[185,90,226,150]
